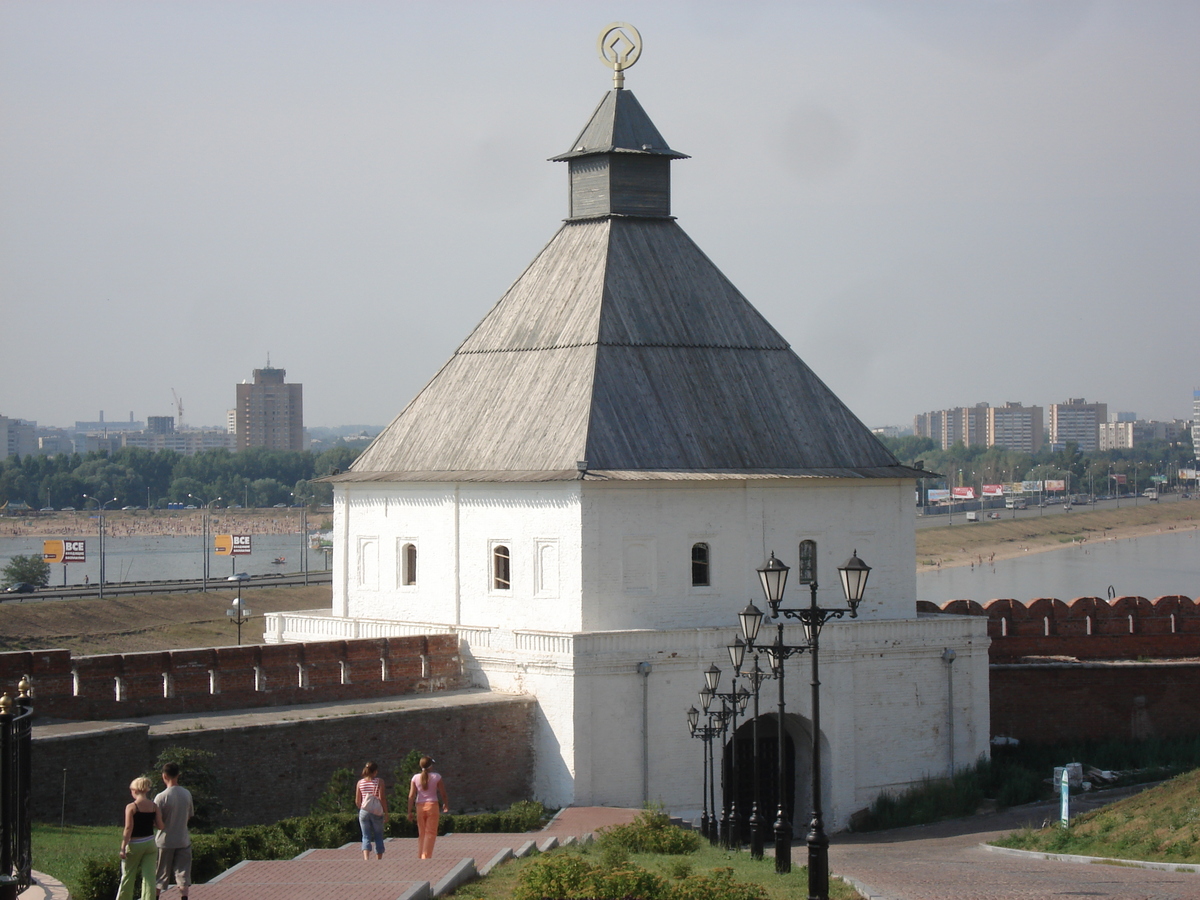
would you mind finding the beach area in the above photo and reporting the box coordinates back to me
[0,507,325,539]
[915,499,1200,571]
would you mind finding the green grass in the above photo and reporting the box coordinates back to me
[448,840,863,900]
[992,767,1200,864]
[32,822,121,898]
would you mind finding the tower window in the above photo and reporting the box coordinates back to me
[402,542,417,586]
[691,542,710,586]
[493,545,511,590]
[797,540,817,585]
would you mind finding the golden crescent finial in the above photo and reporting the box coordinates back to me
[597,23,642,90]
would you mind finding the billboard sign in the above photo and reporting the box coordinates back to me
[1112,473,1127,485]
[951,486,976,500]
[927,489,950,502]
[982,484,1004,497]
[43,539,86,564]
[1022,481,1041,494]
[1045,479,1066,491]
[215,534,253,556]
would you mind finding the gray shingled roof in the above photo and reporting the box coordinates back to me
[551,90,688,160]
[350,216,910,478]
[347,88,913,483]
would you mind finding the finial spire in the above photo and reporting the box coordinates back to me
[597,22,642,90]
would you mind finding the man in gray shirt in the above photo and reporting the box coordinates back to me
[154,762,194,899]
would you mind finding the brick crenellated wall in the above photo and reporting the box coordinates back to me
[0,635,466,720]
[921,594,1200,742]
[920,594,1200,662]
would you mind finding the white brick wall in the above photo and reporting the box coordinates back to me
[316,476,988,825]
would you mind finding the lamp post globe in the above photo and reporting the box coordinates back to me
[738,601,765,645]
[704,663,721,692]
[757,553,789,614]
[837,550,871,614]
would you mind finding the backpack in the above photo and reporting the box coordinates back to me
[360,783,383,816]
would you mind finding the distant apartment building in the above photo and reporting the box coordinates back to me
[121,429,235,454]
[146,415,175,435]
[915,402,1042,451]
[986,402,1044,453]
[1099,419,1187,451]
[73,411,144,434]
[914,404,988,449]
[1194,390,1200,458]
[1049,398,1107,452]
[0,415,37,459]
[235,365,304,452]
[872,425,901,439]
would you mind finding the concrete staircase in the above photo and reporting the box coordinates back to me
[163,807,640,900]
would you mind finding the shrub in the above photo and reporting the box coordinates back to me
[144,746,225,830]
[597,806,701,855]
[513,851,763,900]
[309,767,358,816]
[76,857,119,900]
[669,866,768,900]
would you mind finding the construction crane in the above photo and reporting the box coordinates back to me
[171,389,184,429]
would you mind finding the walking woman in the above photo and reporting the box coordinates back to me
[355,761,388,861]
[116,777,164,900]
[407,756,449,859]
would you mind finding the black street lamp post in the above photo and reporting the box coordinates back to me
[82,495,116,598]
[698,682,723,845]
[735,613,771,860]
[687,705,717,842]
[753,550,871,897]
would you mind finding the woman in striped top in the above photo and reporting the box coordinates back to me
[355,761,388,860]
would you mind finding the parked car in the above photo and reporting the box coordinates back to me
[4,583,36,594]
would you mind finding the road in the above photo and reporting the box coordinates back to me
[2,570,331,603]
[914,490,1186,530]
[830,786,1198,900]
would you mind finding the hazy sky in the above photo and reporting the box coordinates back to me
[3,1,1197,432]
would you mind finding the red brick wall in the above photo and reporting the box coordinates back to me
[921,595,1200,742]
[990,662,1200,742]
[924,594,1200,662]
[0,635,466,720]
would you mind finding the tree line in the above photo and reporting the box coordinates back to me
[0,445,362,511]
[880,434,1197,495]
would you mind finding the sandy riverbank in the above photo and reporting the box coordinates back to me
[0,508,328,539]
[915,501,1200,572]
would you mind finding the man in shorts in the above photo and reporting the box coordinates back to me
[154,762,194,899]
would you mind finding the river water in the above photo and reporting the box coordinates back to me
[0,533,326,585]
[4,527,1196,600]
[917,528,1200,605]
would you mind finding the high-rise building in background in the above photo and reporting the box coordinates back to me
[0,415,37,459]
[235,365,304,452]
[1193,390,1200,458]
[1049,398,1107,452]
[986,402,1044,453]
[915,402,1042,452]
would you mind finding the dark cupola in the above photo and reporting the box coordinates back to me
[552,89,688,219]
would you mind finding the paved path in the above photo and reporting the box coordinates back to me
[829,790,1199,900]
[160,806,641,900]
